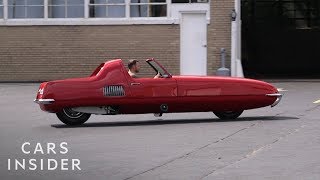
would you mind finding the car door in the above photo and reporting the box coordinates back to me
[128,77,177,98]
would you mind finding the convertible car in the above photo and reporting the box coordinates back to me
[34,58,282,125]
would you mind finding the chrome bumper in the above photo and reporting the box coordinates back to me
[266,93,283,107]
[34,99,55,105]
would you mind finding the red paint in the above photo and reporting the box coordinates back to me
[35,59,278,114]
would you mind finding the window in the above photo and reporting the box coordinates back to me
[8,0,44,18]
[130,0,167,17]
[2,0,170,20]
[0,0,3,18]
[172,0,208,3]
[89,0,125,18]
[48,0,84,18]
[0,0,212,25]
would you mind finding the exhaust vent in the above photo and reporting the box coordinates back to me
[103,85,125,97]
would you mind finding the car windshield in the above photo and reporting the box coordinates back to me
[147,60,168,76]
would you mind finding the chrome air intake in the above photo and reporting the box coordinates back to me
[103,85,125,97]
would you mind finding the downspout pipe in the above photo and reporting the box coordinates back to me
[231,0,244,77]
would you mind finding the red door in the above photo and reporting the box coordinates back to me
[128,78,177,98]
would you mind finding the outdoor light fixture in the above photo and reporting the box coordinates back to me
[231,9,237,21]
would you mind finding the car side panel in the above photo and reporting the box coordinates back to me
[127,78,178,98]
[38,60,132,112]
[174,76,277,111]
[37,59,278,114]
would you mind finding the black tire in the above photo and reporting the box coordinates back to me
[213,110,244,120]
[56,108,91,126]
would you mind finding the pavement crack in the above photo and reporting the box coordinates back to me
[123,123,258,180]
[200,124,306,180]
[273,111,288,117]
[305,104,320,112]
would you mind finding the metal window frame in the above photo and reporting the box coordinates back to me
[48,5,85,18]
[172,0,208,3]
[48,0,85,18]
[88,1,126,18]
[6,0,44,19]
[129,0,168,17]
[0,0,3,18]
[0,0,183,25]
[88,0,128,16]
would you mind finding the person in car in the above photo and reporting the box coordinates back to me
[128,59,139,78]
[128,59,160,78]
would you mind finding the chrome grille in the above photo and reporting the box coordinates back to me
[103,85,125,97]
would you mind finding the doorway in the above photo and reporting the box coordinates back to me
[242,0,320,78]
[180,11,207,75]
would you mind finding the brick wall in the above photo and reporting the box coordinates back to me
[0,25,180,81]
[208,0,233,75]
[0,0,233,82]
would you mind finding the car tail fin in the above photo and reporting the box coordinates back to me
[36,82,48,99]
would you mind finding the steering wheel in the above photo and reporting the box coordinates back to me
[157,71,163,76]
[155,71,163,78]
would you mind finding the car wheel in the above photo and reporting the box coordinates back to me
[56,108,91,126]
[213,110,244,120]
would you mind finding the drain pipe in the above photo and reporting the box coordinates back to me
[231,0,244,77]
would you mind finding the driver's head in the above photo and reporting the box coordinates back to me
[128,59,140,73]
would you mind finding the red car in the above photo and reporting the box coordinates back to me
[34,58,282,126]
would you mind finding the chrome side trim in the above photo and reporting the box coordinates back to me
[34,99,55,104]
[266,93,283,107]
[130,83,141,86]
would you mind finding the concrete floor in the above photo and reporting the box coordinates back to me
[0,82,319,180]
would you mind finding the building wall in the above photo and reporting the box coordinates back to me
[0,1,233,82]
[0,25,180,81]
[208,0,233,75]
